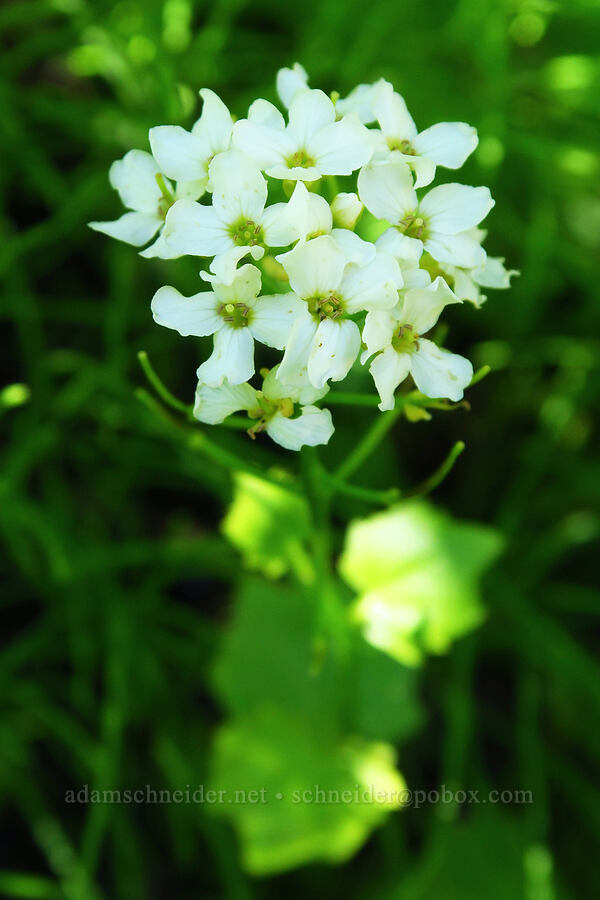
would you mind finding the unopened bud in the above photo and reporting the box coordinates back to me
[331,192,363,230]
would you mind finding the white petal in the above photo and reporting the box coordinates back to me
[288,89,335,146]
[151,285,220,336]
[450,268,482,304]
[139,231,182,259]
[403,267,432,290]
[175,178,208,200]
[335,81,384,125]
[376,227,423,264]
[420,184,494,235]
[211,263,261,306]
[266,406,334,451]
[108,150,162,213]
[276,63,309,108]
[307,116,373,176]
[232,120,293,169]
[250,292,304,349]
[192,89,233,156]
[398,276,460,334]
[263,365,329,405]
[342,252,402,313]
[357,159,416,224]
[330,229,375,266]
[407,154,437,189]
[261,202,300,248]
[331,192,363,229]
[370,347,411,411]
[282,181,333,241]
[409,339,473,401]
[267,162,322,183]
[424,231,486,268]
[88,211,161,246]
[277,234,345,298]
[149,125,208,183]
[201,246,264,286]
[196,326,255,386]
[413,122,478,169]
[277,314,318,387]
[472,257,519,289]
[373,82,418,142]
[248,98,286,129]
[308,318,361,387]
[209,150,267,224]
[163,199,230,256]
[193,380,257,424]
[361,309,399,360]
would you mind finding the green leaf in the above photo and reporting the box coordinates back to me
[391,811,554,900]
[352,640,424,742]
[212,578,343,733]
[339,501,503,665]
[209,706,406,875]
[221,472,311,579]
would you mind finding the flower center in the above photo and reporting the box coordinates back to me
[218,301,251,328]
[286,148,316,169]
[306,293,344,321]
[229,218,264,246]
[391,323,419,354]
[387,137,416,156]
[398,214,426,240]
[247,392,295,438]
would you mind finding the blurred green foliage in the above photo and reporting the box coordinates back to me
[1,0,600,897]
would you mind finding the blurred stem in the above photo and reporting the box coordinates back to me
[325,392,380,407]
[335,406,403,481]
[135,388,289,488]
[405,441,465,498]
[137,351,191,416]
[323,174,340,202]
[324,475,400,506]
[300,447,348,662]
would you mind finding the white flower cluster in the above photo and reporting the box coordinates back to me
[90,64,516,451]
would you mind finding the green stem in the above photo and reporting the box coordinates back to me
[300,447,348,664]
[335,405,403,481]
[470,364,491,387]
[325,475,400,506]
[137,351,191,416]
[324,392,380,407]
[155,173,174,204]
[405,440,465,498]
[135,388,293,488]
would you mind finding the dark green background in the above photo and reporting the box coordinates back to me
[1,0,599,897]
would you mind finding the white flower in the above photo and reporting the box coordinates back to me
[335,80,386,124]
[375,228,432,289]
[151,264,303,386]
[358,157,494,268]
[410,228,519,307]
[88,149,202,258]
[275,234,402,389]
[431,255,519,308]
[162,149,299,263]
[276,63,309,108]
[362,277,473,410]
[282,182,372,263]
[232,89,373,181]
[193,366,334,451]
[149,89,233,194]
[370,81,478,187]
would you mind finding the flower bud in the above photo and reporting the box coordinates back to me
[331,192,363,230]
